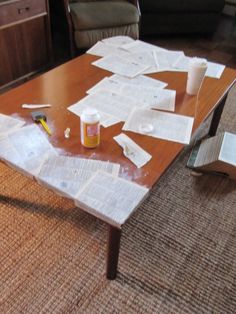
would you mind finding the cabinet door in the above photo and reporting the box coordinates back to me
[0,17,49,86]
[0,0,52,88]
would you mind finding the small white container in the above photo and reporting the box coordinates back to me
[80,107,100,148]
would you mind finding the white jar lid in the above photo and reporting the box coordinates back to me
[81,107,100,123]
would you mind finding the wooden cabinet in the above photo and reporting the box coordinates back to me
[0,0,52,89]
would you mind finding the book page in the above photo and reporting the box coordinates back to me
[37,156,120,199]
[87,78,175,111]
[194,134,224,167]
[206,61,225,79]
[111,74,168,89]
[74,171,149,227]
[172,55,190,72]
[68,91,142,127]
[0,124,57,177]
[87,77,124,95]
[92,55,149,78]
[86,41,128,57]
[87,76,167,95]
[154,50,185,71]
[125,51,159,74]
[122,40,166,54]
[101,35,135,47]
[123,108,194,144]
[219,132,236,166]
[117,85,175,111]
[0,113,25,135]
[173,55,225,78]
[69,97,120,127]
[114,133,152,168]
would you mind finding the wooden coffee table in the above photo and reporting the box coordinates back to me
[0,53,236,279]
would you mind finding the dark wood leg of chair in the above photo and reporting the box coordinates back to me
[208,93,227,137]
[106,225,122,280]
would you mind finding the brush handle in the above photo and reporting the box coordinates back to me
[39,118,52,136]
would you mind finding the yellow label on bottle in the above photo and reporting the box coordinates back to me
[81,121,100,148]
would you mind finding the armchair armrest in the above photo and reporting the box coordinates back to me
[127,0,141,16]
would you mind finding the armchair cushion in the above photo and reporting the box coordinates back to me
[70,1,139,31]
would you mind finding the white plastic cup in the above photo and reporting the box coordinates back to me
[186,58,208,95]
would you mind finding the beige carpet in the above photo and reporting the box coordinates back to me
[1,87,236,313]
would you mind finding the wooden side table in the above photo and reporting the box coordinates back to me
[0,0,53,90]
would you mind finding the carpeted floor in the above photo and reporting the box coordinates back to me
[1,86,236,313]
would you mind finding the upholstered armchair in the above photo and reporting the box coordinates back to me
[63,0,140,56]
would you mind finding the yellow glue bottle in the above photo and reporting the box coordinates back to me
[80,108,100,148]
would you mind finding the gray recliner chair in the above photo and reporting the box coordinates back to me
[63,0,140,56]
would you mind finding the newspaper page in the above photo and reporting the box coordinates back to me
[37,155,120,199]
[92,54,149,78]
[0,124,57,177]
[123,108,194,144]
[74,170,149,227]
[86,41,128,57]
[68,91,142,127]
[0,113,25,135]
[114,133,152,168]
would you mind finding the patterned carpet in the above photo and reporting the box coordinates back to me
[1,86,236,313]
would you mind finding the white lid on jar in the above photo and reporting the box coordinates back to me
[81,107,100,123]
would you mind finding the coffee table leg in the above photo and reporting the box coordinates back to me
[106,225,121,280]
[208,93,228,136]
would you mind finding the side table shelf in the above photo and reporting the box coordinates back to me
[0,0,52,90]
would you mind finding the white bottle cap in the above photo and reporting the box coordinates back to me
[81,107,100,124]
